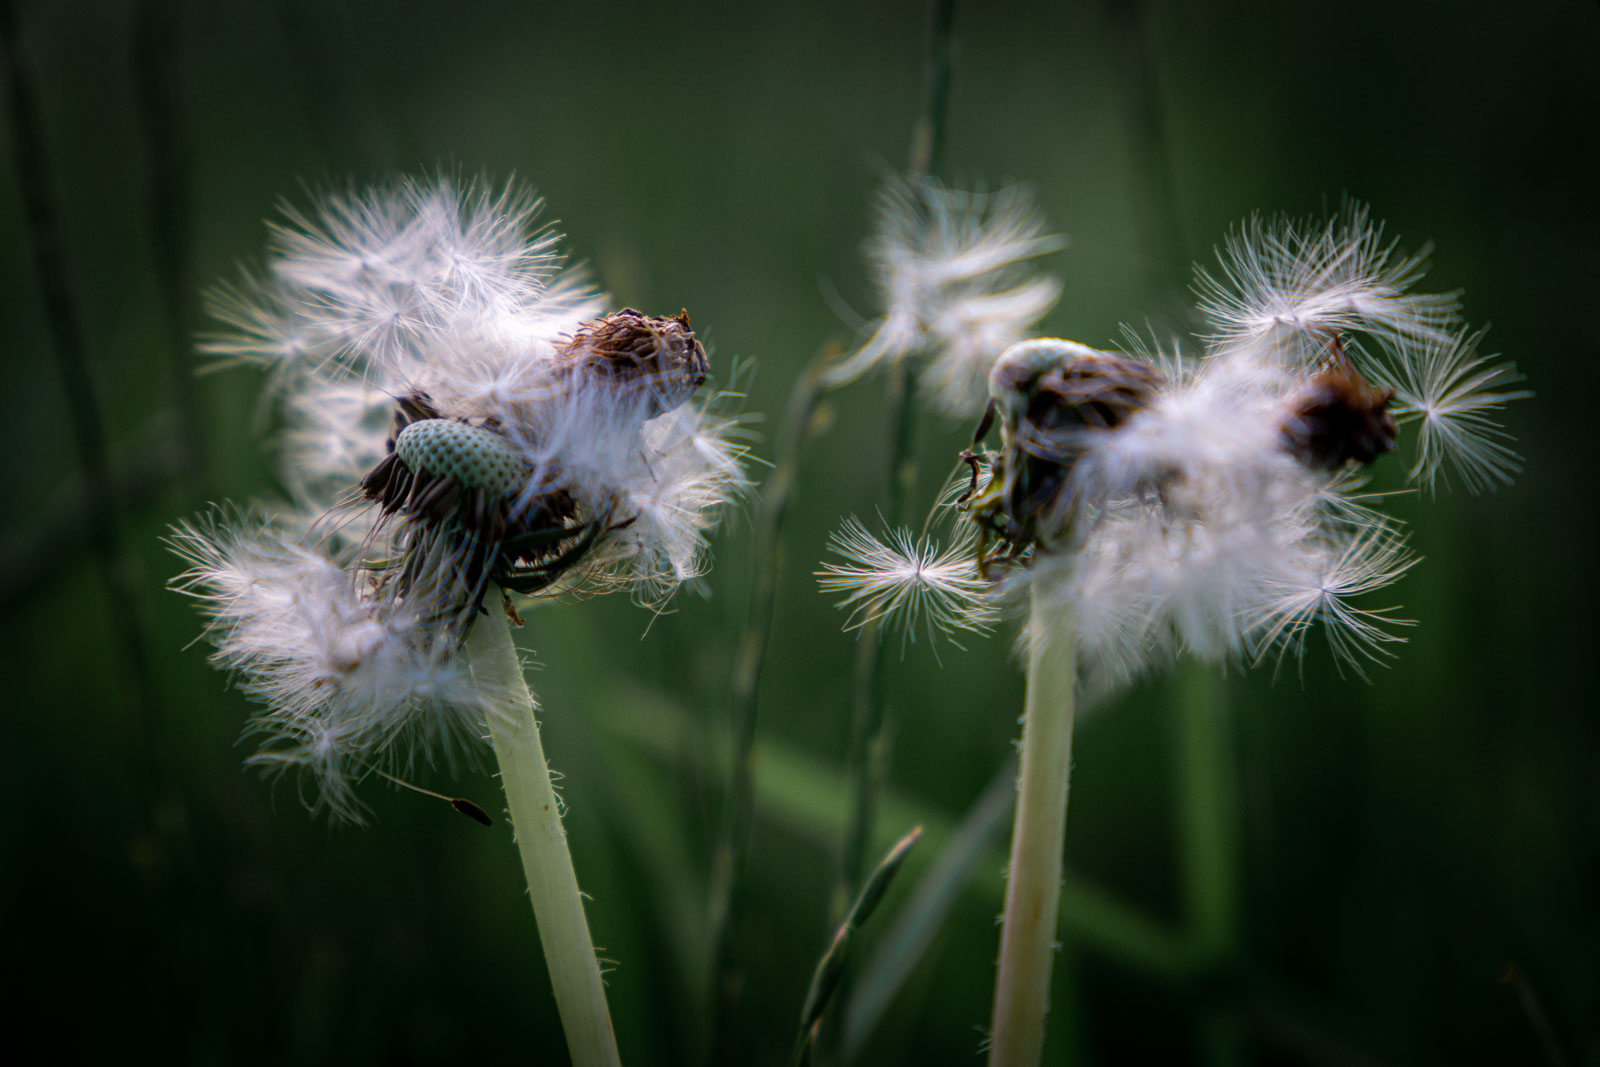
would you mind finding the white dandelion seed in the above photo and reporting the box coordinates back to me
[1384,328,1532,493]
[1196,202,1461,363]
[818,516,995,646]
[1252,526,1419,679]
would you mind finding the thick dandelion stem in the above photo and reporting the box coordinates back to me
[987,586,1077,1067]
[465,594,621,1067]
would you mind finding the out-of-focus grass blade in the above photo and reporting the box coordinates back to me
[710,350,832,1067]
[843,759,1015,1059]
[594,741,710,991]
[793,826,923,1067]
[1499,964,1572,1067]
[603,681,1190,981]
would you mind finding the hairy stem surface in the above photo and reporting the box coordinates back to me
[988,586,1076,1067]
[466,597,621,1067]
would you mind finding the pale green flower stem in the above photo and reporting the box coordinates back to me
[987,586,1077,1067]
[464,592,621,1067]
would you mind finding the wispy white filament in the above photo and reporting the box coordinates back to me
[1195,203,1461,356]
[1251,526,1418,678]
[827,174,1064,415]
[170,512,489,821]
[818,517,996,645]
[1385,328,1533,493]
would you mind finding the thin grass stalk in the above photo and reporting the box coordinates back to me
[606,680,1192,981]
[465,592,621,1067]
[792,826,923,1066]
[907,0,955,182]
[833,0,956,924]
[987,586,1077,1067]
[1,0,159,749]
[1107,0,1187,292]
[707,355,830,1065]
[843,756,1014,1058]
[1175,663,1245,1067]
[133,0,202,475]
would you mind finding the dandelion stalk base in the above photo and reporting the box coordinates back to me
[466,594,621,1067]
[988,587,1076,1067]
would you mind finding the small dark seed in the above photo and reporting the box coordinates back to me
[451,798,493,827]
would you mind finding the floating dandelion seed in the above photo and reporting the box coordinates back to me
[826,174,1064,415]
[1385,328,1533,493]
[818,517,995,646]
[1252,525,1418,679]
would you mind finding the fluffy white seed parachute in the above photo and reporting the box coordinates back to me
[819,516,997,646]
[169,512,491,822]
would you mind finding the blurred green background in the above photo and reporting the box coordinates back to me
[3,0,1596,1063]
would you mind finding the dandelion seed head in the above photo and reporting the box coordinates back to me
[176,176,747,818]
[934,198,1504,689]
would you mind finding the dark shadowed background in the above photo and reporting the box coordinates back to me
[3,1,1596,1064]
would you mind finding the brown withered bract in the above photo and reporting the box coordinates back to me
[1281,363,1397,471]
[965,348,1163,567]
[558,307,709,414]
[1011,352,1163,441]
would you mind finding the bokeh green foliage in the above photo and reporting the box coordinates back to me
[2,0,1596,1064]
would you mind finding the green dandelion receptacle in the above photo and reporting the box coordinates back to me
[360,403,599,610]
[394,418,528,497]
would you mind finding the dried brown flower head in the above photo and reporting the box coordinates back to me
[1281,346,1397,471]
[558,307,709,413]
[962,341,1164,565]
